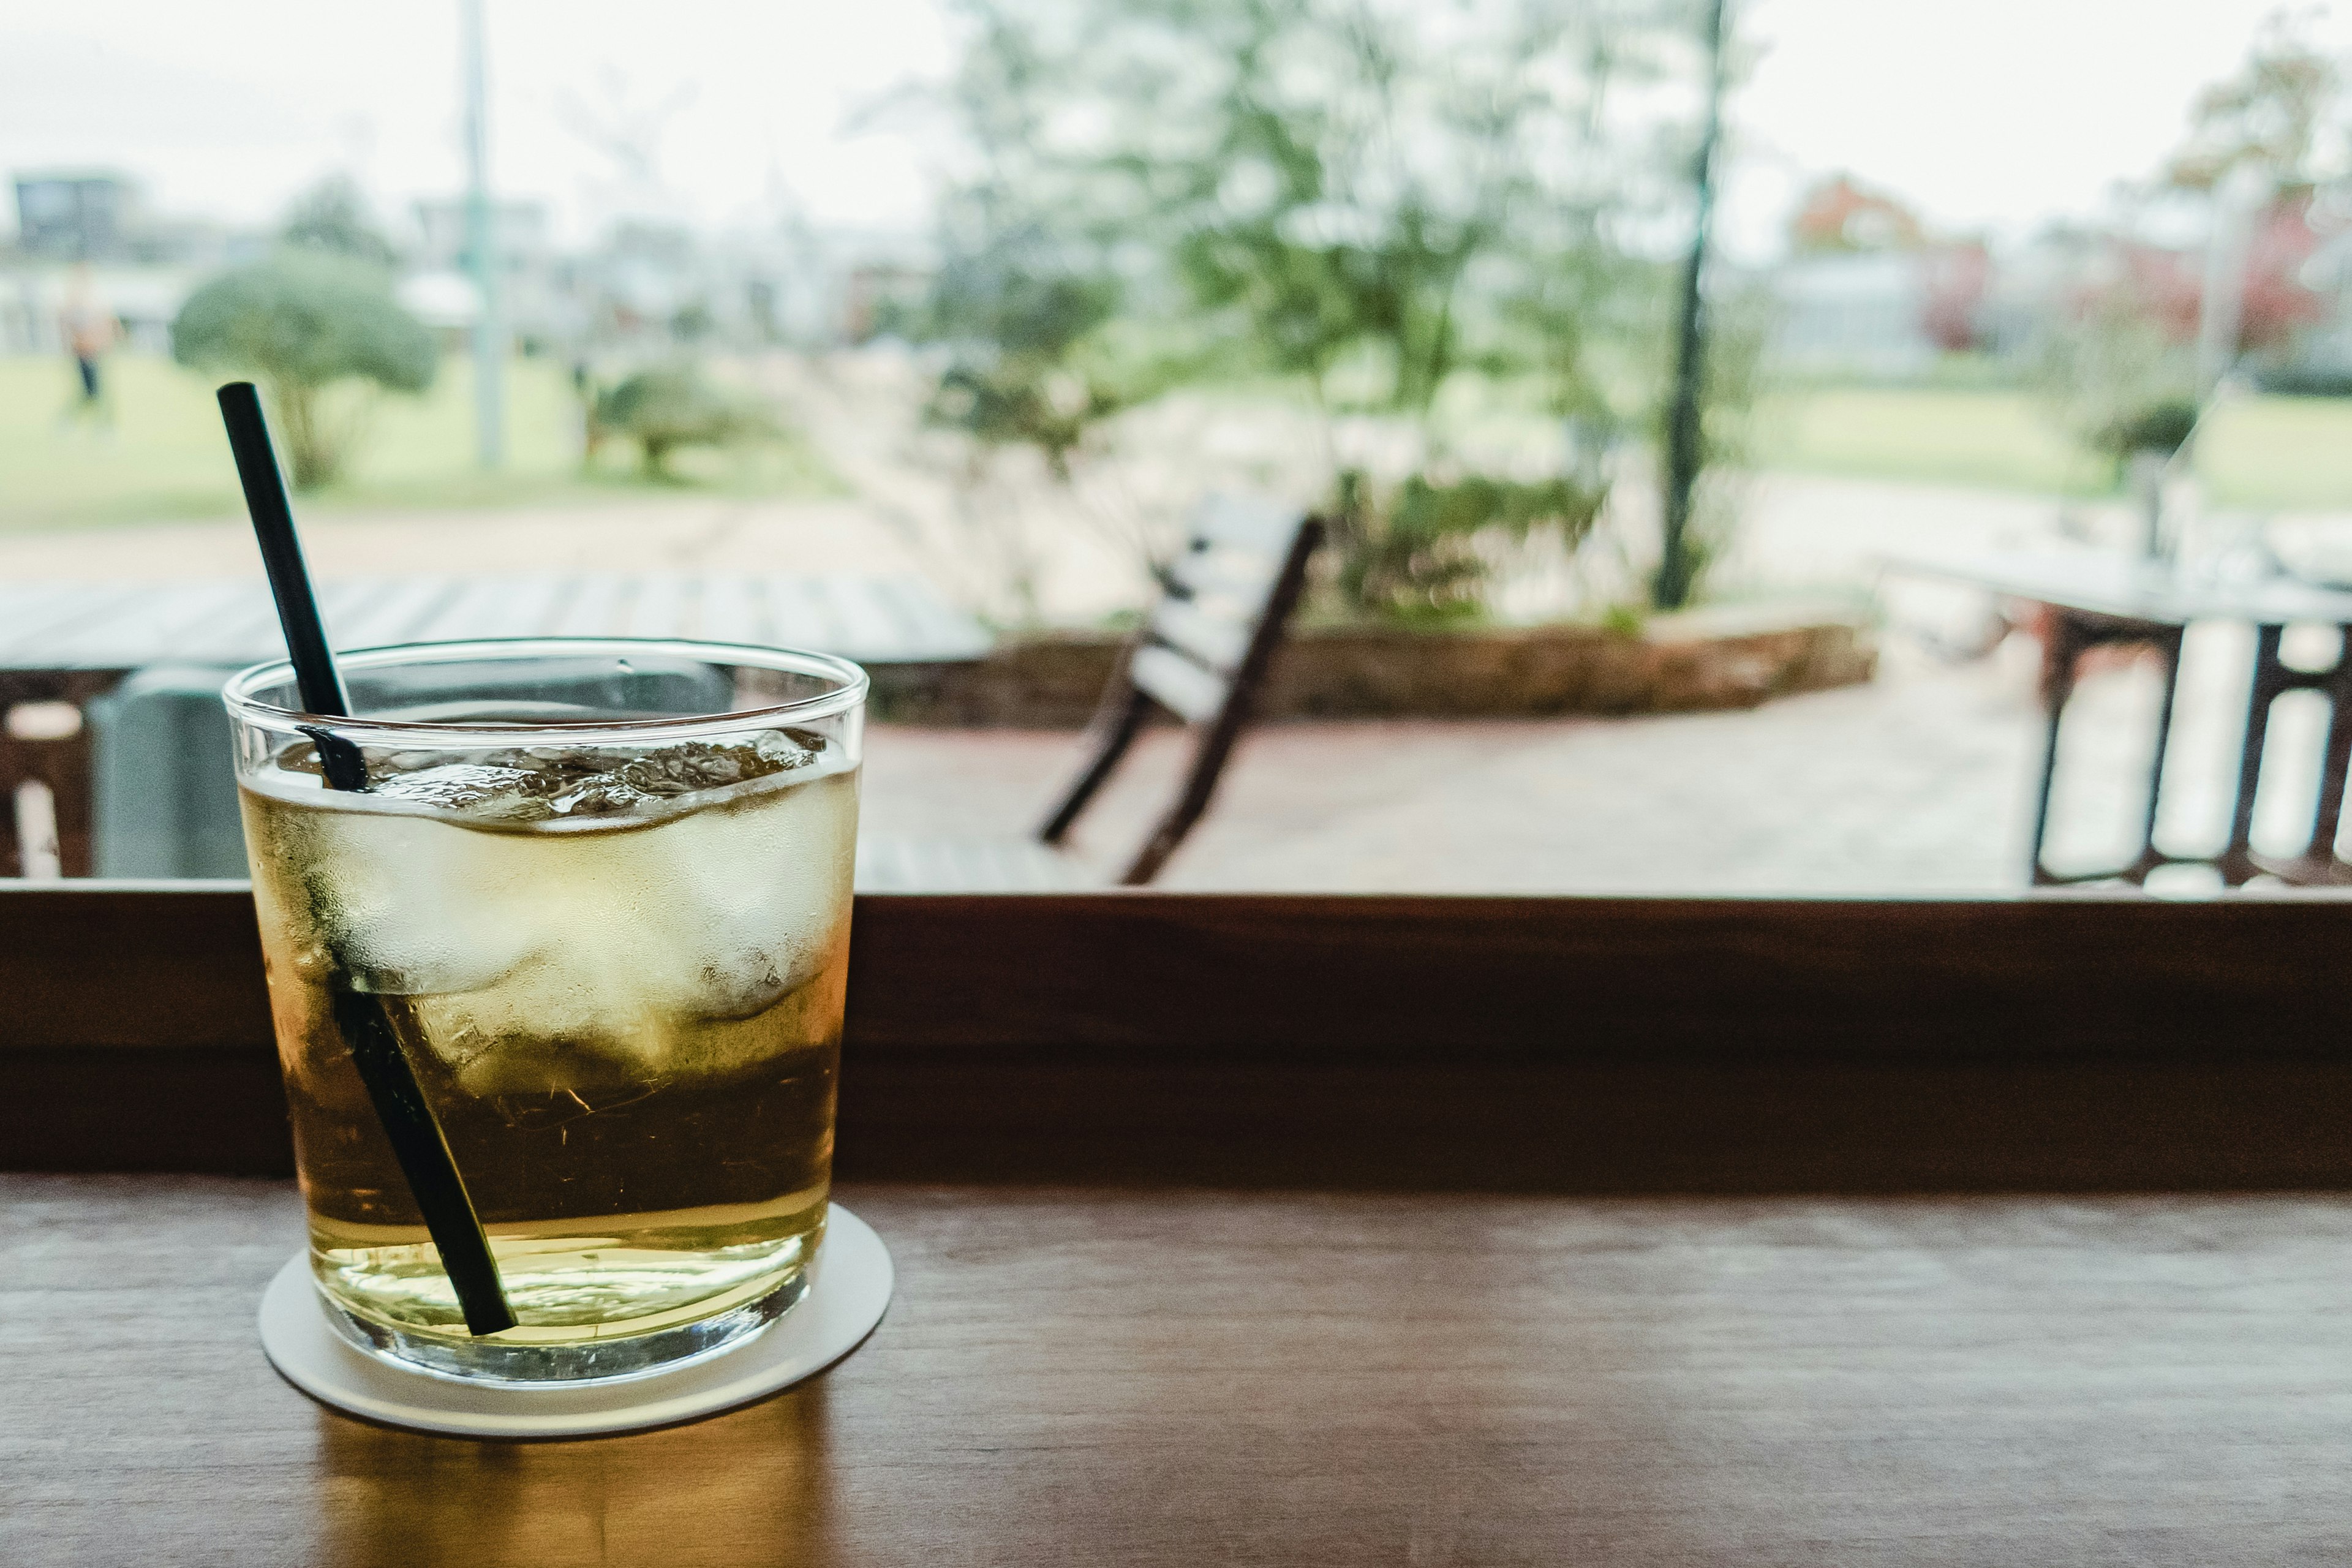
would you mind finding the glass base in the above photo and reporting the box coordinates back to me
[319,1270,810,1386]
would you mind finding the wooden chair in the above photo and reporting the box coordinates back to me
[858,496,1324,890]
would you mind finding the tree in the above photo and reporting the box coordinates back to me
[2164,18,2342,193]
[171,254,437,489]
[913,232,1128,480]
[1654,0,1728,611]
[922,0,1706,623]
[279,175,402,268]
[2034,287,2199,480]
[2038,16,2345,472]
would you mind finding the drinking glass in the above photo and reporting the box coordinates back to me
[224,638,865,1383]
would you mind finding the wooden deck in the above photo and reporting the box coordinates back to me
[0,571,990,876]
[0,571,990,672]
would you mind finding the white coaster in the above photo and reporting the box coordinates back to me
[258,1204,892,1439]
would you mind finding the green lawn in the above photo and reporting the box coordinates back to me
[2,354,840,531]
[18,360,2348,530]
[1757,387,2352,510]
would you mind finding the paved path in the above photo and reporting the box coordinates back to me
[862,629,2326,895]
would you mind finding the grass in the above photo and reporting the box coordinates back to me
[17,356,2350,532]
[2,353,842,532]
[1755,387,2352,510]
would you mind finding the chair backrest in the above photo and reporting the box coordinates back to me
[1038,494,1322,884]
[1125,494,1316,723]
[89,665,248,879]
[86,660,741,880]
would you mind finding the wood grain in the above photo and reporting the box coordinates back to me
[7,1175,2352,1566]
[13,886,2352,1189]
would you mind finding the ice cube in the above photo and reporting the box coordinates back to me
[371,764,556,823]
[299,807,548,997]
[266,733,858,1082]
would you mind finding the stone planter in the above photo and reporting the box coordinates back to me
[868,601,1875,728]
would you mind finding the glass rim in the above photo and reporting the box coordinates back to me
[222,636,870,743]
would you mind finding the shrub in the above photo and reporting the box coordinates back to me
[2094,399,2201,461]
[2034,292,2199,485]
[172,254,435,489]
[1329,471,1609,626]
[590,367,776,479]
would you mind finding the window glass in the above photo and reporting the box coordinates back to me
[5,1,2351,897]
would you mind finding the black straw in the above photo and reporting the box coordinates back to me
[217,382,516,1338]
[220,385,349,718]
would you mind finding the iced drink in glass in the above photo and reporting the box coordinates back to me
[224,639,864,1382]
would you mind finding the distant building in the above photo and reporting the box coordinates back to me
[1768,175,1991,374]
[13,172,135,261]
[1789,173,1926,255]
[1770,252,1943,374]
[1985,191,2348,391]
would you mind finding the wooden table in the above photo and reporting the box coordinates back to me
[0,571,989,876]
[11,1175,2352,1564]
[1887,546,2352,888]
[17,888,2352,1561]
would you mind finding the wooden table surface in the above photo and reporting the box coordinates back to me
[9,1175,2352,1566]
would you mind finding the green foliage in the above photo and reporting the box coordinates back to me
[914,246,1131,476]
[2165,15,2341,190]
[2096,399,2201,461]
[170,252,436,489]
[2033,293,2199,484]
[279,176,402,268]
[1598,601,1647,638]
[589,366,777,479]
[946,0,1685,431]
[921,0,1751,620]
[1329,469,1608,625]
[929,363,1120,480]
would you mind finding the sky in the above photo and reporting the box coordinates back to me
[1,0,2346,258]
[1724,0,2352,252]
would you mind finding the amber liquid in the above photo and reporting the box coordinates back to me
[241,760,857,1346]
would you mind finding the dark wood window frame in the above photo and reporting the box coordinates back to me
[9,883,2352,1191]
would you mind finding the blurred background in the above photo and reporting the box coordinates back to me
[7,0,2352,893]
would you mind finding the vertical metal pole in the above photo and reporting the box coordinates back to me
[1656,0,1728,611]
[462,0,503,470]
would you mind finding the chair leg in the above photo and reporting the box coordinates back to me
[2130,628,2185,880]
[1118,518,1321,885]
[1119,708,1249,886]
[2309,652,2352,864]
[2029,614,2082,885]
[1038,689,1152,846]
[2223,625,2287,884]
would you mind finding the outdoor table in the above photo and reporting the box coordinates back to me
[12,888,2352,1562]
[1887,546,2352,886]
[0,570,989,875]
